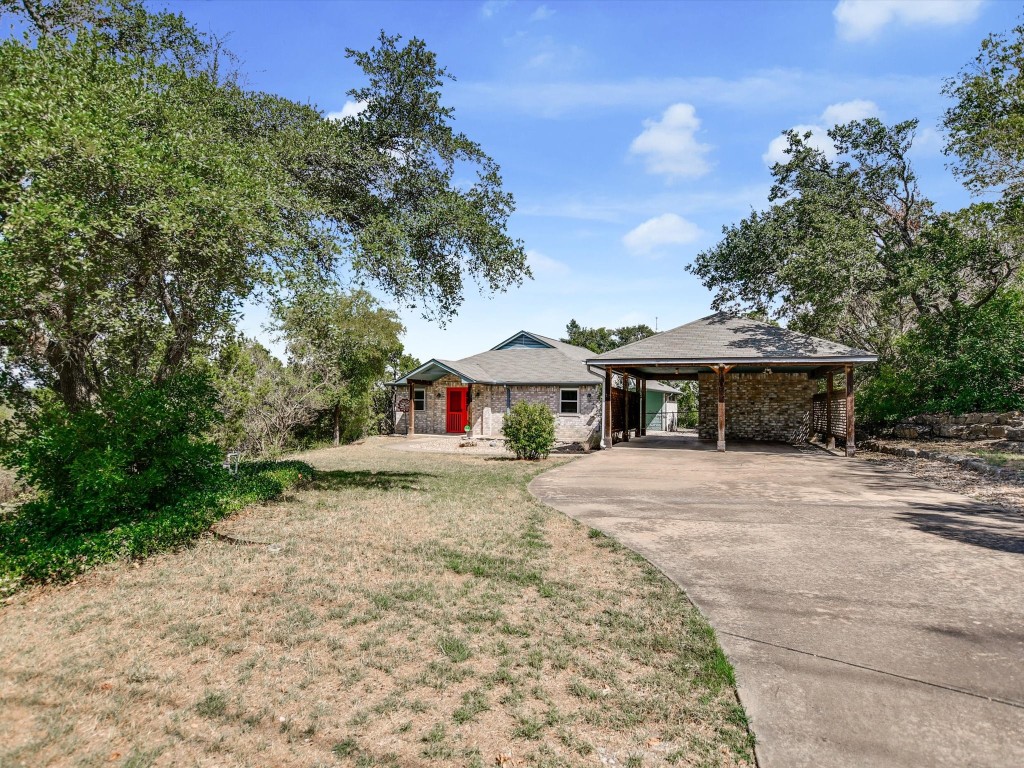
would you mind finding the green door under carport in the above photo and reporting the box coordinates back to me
[645,391,666,430]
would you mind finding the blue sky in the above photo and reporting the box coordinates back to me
[159,0,1019,362]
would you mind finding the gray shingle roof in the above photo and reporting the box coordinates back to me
[453,345,600,385]
[645,380,680,394]
[592,312,877,363]
[395,331,601,385]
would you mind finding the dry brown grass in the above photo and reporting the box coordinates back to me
[0,438,753,768]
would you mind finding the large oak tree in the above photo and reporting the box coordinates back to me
[0,0,528,413]
[689,119,1023,360]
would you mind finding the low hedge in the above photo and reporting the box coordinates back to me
[0,460,311,597]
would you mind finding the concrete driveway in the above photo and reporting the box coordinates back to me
[529,433,1024,767]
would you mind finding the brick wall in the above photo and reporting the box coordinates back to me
[396,379,601,444]
[697,371,815,443]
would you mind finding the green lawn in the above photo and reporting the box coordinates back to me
[0,439,754,767]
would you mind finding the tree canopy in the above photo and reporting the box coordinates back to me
[691,20,1024,421]
[561,320,655,355]
[689,118,1024,361]
[944,22,1024,197]
[0,0,527,413]
[273,285,404,445]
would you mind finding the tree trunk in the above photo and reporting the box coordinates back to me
[333,402,341,446]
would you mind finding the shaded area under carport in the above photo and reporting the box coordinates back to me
[529,441,1024,767]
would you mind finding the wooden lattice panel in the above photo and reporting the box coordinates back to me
[812,393,847,439]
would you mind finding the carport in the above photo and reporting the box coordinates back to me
[587,313,877,456]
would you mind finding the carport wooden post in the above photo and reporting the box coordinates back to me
[845,365,856,457]
[716,365,727,452]
[633,377,640,438]
[407,382,415,437]
[826,372,835,450]
[621,374,630,443]
[604,367,613,448]
[639,379,647,437]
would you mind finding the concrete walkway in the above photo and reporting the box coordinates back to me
[529,434,1024,767]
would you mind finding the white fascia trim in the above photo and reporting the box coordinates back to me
[392,359,476,385]
[586,356,878,367]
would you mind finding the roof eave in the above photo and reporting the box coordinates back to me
[392,358,478,386]
[586,356,878,367]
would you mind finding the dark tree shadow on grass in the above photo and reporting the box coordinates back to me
[310,469,434,492]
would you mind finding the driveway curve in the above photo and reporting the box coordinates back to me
[529,434,1024,768]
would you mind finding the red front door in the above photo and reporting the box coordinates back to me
[446,387,468,433]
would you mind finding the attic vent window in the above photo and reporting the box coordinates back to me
[495,332,552,351]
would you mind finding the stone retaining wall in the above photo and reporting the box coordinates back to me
[892,412,1024,441]
[697,371,815,443]
[862,439,1024,483]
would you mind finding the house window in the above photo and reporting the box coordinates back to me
[560,388,579,414]
[413,389,425,411]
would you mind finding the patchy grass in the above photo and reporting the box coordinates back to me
[0,461,310,597]
[0,438,754,767]
[968,448,1024,471]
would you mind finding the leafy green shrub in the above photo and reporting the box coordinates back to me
[501,401,555,460]
[0,460,311,593]
[860,289,1024,424]
[5,374,222,535]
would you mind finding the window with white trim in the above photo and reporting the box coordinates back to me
[560,388,579,414]
[413,388,425,411]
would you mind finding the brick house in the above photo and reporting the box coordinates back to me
[393,331,677,446]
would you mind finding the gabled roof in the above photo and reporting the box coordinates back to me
[591,312,877,365]
[393,331,601,386]
[645,380,680,394]
[491,331,554,351]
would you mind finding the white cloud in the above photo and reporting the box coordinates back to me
[519,183,772,223]
[763,124,833,167]
[629,103,712,180]
[530,4,554,21]
[763,100,882,167]
[909,125,944,156]
[481,0,509,18]
[528,51,555,68]
[821,98,880,125]
[622,214,702,256]
[527,249,570,276]
[834,0,983,42]
[327,100,367,121]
